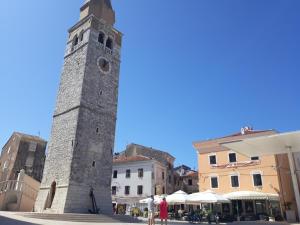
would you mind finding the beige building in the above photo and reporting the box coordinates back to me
[193,128,296,221]
[0,169,40,211]
[0,132,47,182]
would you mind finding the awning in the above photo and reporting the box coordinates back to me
[222,131,300,157]
[223,191,279,201]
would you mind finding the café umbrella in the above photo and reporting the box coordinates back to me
[186,190,230,204]
[166,190,188,205]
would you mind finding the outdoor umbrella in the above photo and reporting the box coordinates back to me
[186,190,230,204]
[166,190,188,205]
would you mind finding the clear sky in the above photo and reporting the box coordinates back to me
[0,0,299,169]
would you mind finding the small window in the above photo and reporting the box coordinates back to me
[137,185,143,195]
[162,186,165,194]
[7,147,11,154]
[98,32,105,44]
[168,175,171,184]
[253,173,262,186]
[73,35,79,47]
[188,179,193,186]
[138,168,144,178]
[209,155,217,165]
[125,186,130,195]
[231,175,239,187]
[126,169,131,178]
[229,152,237,163]
[251,156,259,161]
[106,37,113,50]
[2,161,8,171]
[79,31,84,42]
[113,170,118,178]
[92,161,96,167]
[112,186,116,195]
[162,172,165,180]
[211,176,218,189]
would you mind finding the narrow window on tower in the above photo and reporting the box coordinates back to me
[106,37,113,50]
[92,161,96,167]
[73,35,79,47]
[98,32,105,44]
[79,30,84,42]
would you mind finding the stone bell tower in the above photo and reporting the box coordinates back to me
[35,0,122,214]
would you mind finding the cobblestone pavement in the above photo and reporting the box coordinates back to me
[0,212,292,225]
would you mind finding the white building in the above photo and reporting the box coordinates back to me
[111,155,167,213]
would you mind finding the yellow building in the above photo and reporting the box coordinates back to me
[193,128,296,221]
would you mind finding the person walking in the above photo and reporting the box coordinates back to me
[148,195,155,225]
[159,197,168,225]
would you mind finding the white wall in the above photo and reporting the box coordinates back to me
[112,160,154,199]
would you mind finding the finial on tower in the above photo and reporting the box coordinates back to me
[80,0,115,25]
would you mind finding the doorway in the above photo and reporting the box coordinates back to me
[45,181,56,209]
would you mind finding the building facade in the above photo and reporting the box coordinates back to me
[174,165,198,194]
[0,132,47,182]
[111,155,167,213]
[118,143,175,194]
[35,0,122,214]
[194,128,296,220]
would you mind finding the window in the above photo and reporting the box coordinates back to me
[231,175,239,187]
[251,156,259,161]
[98,32,105,44]
[168,175,171,184]
[162,186,165,194]
[188,179,193,186]
[211,176,218,188]
[137,185,143,195]
[209,155,217,165]
[138,168,143,178]
[2,161,8,171]
[113,170,118,178]
[229,152,237,163]
[7,147,11,154]
[106,37,113,50]
[162,172,165,180]
[112,186,116,195]
[73,35,79,47]
[253,173,262,186]
[125,186,130,195]
[79,30,84,42]
[126,169,131,178]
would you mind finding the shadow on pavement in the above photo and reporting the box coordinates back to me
[0,216,39,225]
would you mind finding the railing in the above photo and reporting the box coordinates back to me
[0,180,38,201]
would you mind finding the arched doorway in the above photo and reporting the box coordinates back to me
[45,181,56,209]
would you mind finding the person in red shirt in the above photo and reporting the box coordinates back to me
[159,197,168,225]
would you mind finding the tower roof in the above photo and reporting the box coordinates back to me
[80,0,115,25]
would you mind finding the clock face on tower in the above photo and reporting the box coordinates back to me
[98,57,111,74]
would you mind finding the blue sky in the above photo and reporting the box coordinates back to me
[0,0,299,169]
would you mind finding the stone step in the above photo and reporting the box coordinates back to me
[16,213,141,223]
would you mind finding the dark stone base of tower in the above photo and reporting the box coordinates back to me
[35,0,122,214]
